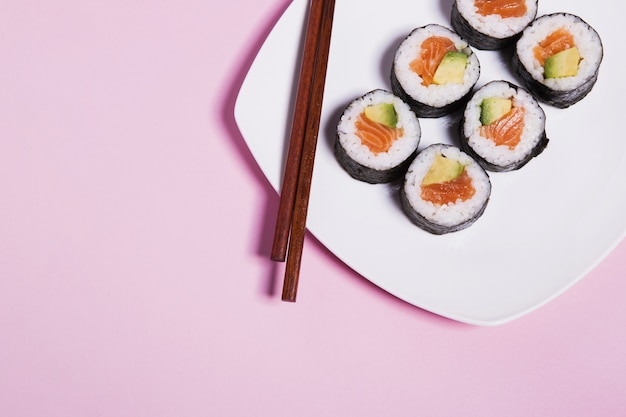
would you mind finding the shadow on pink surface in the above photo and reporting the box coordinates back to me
[217,0,290,292]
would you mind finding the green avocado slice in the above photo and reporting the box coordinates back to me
[363,103,398,128]
[480,97,512,126]
[422,154,465,186]
[433,51,468,85]
[544,47,580,79]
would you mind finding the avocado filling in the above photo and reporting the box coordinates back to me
[544,47,580,78]
[422,154,464,185]
[433,51,468,85]
[363,103,398,128]
[480,97,512,126]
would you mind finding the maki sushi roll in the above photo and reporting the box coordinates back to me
[400,144,491,234]
[459,80,549,172]
[391,24,480,118]
[451,0,538,50]
[512,13,603,108]
[335,90,421,184]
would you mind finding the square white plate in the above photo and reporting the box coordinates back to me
[235,0,624,325]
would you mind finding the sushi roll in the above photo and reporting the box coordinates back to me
[335,90,421,184]
[512,13,603,108]
[391,24,480,118]
[400,144,491,234]
[451,0,538,50]
[459,80,549,172]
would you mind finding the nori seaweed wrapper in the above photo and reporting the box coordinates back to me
[512,52,601,109]
[399,144,491,235]
[458,81,550,172]
[334,135,417,184]
[399,175,490,235]
[512,12,604,109]
[458,120,549,172]
[450,1,524,50]
[390,24,480,118]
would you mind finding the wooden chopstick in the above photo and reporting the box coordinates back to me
[281,0,336,302]
[270,0,327,263]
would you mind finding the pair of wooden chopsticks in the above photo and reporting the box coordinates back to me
[270,0,336,302]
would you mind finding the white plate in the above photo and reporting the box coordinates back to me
[235,0,624,325]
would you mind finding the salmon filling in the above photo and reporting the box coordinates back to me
[409,36,457,86]
[355,113,404,155]
[533,28,575,65]
[480,107,526,149]
[474,0,527,18]
[421,170,476,205]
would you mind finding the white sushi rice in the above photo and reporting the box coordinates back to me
[455,0,538,39]
[337,90,420,171]
[393,24,480,108]
[516,13,603,91]
[403,144,491,228]
[463,81,545,167]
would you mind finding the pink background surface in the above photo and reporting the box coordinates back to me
[2,1,626,416]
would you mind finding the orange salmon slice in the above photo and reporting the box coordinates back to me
[533,28,575,65]
[420,170,476,205]
[480,106,526,150]
[355,113,404,155]
[409,36,456,86]
[474,0,527,18]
